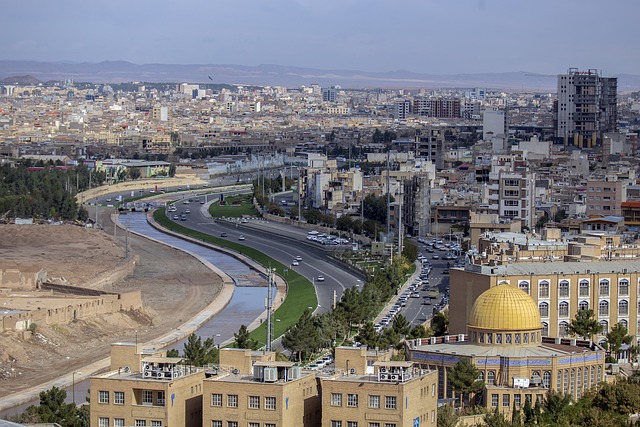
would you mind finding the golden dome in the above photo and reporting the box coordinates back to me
[468,284,541,331]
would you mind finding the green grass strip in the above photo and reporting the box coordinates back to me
[208,194,258,218]
[153,208,317,347]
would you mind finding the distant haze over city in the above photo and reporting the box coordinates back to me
[1,60,640,91]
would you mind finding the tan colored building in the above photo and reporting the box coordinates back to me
[334,346,391,375]
[90,344,205,427]
[320,360,439,427]
[450,259,640,346]
[407,285,605,415]
[203,360,321,427]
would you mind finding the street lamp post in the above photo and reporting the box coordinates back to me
[72,371,82,405]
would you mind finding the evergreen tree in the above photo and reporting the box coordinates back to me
[234,324,258,350]
[568,309,603,340]
[448,357,484,410]
[437,404,459,427]
[605,322,633,361]
[182,333,219,366]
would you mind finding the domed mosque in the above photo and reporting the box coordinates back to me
[407,284,605,411]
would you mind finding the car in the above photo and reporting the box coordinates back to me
[185,209,191,214]
[200,200,205,204]
[172,214,179,220]
[180,215,187,221]
[292,259,300,266]
[241,218,248,223]
[183,200,189,204]
[220,232,227,237]
[296,256,302,261]
[308,230,319,235]
[432,255,440,260]
[317,275,325,282]
[239,235,245,241]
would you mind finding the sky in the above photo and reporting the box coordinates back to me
[1,0,638,75]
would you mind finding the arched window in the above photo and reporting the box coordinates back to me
[579,300,589,311]
[599,320,609,333]
[599,300,609,317]
[539,281,550,298]
[559,280,570,298]
[559,321,569,337]
[541,322,549,336]
[519,281,530,294]
[543,371,551,388]
[559,301,569,318]
[478,371,484,381]
[620,319,628,330]
[599,280,609,297]
[579,280,590,297]
[619,300,629,316]
[539,302,549,318]
[487,370,495,385]
[619,279,629,296]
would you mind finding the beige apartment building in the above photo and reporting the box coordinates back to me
[585,179,627,217]
[90,344,205,427]
[203,360,321,427]
[320,361,438,427]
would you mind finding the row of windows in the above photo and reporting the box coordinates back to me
[211,422,276,427]
[472,331,540,345]
[98,418,161,427]
[538,300,631,318]
[98,390,164,406]
[331,422,401,427]
[541,319,629,337]
[518,279,632,299]
[490,393,544,408]
[211,394,276,410]
[330,393,396,409]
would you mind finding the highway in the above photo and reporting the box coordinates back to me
[167,194,364,313]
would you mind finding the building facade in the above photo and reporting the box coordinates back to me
[408,285,605,415]
[556,68,617,148]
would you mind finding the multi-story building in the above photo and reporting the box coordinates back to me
[556,68,617,148]
[322,87,337,103]
[408,285,605,414]
[90,344,205,427]
[394,100,411,120]
[585,178,627,217]
[450,259,640,347]
[430,98,461,119]
[482,166,536,229]
[320,361,439,427]
[403,175,431,237]
[414,128,444,170]
[203,360,321,427]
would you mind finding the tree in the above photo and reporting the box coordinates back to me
[482,406,510,427]
[18,386,85,427]
[182,333,219,366]
[605,322,633,361]
[407,324,432,339]
[448,357,484,410]
[127,167,141,180]
[592,379,640,416]
[437,404,459,427]
[281,308,323,361]
[392,314,410,337]
[568,309,603,340]
[402,239,418,263]
[234,324,258,350]
[168,163,177,177]
[431,309,449,336]
[166,349,179,357]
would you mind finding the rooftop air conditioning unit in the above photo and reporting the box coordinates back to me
[264,367,278,382]
[380,373,389,381]
[144,371,152,378]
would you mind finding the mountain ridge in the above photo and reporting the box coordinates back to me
[0,60,639,91]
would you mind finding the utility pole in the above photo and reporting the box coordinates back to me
[125,225,130,259]
[297,175,301,223]
[265,267,274,352]
[398,184,403,258]
[386,150,390,238]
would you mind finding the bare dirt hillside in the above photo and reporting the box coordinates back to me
[0,220,222,398]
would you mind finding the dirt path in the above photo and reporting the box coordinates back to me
[0,210,222,399]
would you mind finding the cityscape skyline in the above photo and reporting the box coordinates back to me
[2,0,639,76]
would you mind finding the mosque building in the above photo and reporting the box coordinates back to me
[406,284,605,412]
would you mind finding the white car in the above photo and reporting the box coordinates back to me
[296,255,302,261]
[317,275,325,282]
[292,259,300,266]
[239,235,245,241]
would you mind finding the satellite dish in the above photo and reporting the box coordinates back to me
[124,366,131,373]
[232,369,239,375]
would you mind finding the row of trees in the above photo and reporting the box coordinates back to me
[281,258,417,361]
[568,309,636,362]
[0,163,88,220]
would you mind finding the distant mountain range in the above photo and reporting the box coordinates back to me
[0,60,639,91]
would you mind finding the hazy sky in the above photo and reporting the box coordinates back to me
[2,0,638,75]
